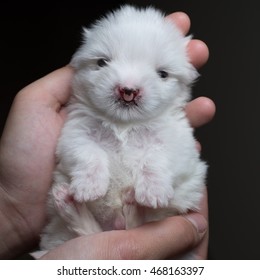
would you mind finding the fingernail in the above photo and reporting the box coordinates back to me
[184,213,207,236]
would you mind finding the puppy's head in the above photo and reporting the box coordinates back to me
[71,5,198,123]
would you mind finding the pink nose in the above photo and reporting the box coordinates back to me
[118,87,140,102]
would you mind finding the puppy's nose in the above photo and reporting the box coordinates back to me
[118,86,140,102]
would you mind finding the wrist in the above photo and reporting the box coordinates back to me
[0,183,38,259]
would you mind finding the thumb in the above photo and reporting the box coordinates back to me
[40,213,207,260]
[107,213,208,259]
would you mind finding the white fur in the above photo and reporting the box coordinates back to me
[39,5,207,253]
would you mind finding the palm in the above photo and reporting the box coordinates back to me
[0,67,72,234]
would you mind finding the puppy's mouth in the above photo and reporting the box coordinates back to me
[118,86,140,106]
[119,98,139,106]
[121,90,137,102]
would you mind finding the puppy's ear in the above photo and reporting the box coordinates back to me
[164,19,199,85]
[181,35,200,85]
[167,35,199,86]
[82,27,91,42]
[70,28,91,68]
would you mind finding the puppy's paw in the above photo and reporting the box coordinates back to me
[70,162,110,202]
[135,180,174,208]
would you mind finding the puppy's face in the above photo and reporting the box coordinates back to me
[71,6,198,123]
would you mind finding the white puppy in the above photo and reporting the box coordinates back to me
[39,5,207,252]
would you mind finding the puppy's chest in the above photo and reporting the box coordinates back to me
[88,123,165,184]
[86,124,167,229]
[89,123,164,157]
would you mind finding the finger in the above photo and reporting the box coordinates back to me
[166,12,191,35]
[40,210,207,260]
[166,13,209,69]
[187,39,209,69]
[108,213,207,260]
[185,97,216,128]
[191,188,209,259]
[18,66,73,112]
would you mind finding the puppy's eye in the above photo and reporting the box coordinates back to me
[157,70,169,79]
[97,58,109,67]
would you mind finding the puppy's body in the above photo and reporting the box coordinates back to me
[40,5,207,251]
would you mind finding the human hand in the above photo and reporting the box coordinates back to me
[0,66,73,258]
[0,12,215,259]
[40,187,208,260]
[40,13,213,260]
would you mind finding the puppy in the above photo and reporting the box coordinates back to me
[39,5,207,252]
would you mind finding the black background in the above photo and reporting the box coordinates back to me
[1,1,260,259]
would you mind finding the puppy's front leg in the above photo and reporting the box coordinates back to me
[133,151,174,209]
[68,144,110,202]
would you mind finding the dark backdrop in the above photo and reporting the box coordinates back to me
[1,1,260,259]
